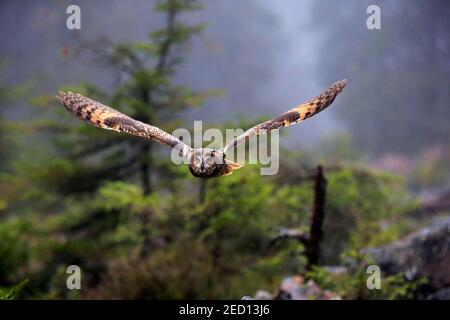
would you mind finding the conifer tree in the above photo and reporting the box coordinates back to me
[52,0,209,194]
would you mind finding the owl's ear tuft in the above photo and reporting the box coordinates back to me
[222,159,243,176]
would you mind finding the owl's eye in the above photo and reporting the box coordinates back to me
[193,155,202,165]
[204,156,215,166]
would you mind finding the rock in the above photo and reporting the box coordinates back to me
[365,217,450,291]
[276,275,341,300]
[278,276,306,300]
[323,266,348,276]
[426,287,450,300]
[254,290,273,300]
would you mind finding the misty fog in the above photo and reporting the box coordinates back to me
[1,0,449,155]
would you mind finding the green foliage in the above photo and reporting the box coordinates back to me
[382,274,428,300]
[0,150,421,299]
[71,168,312,299]
[0,117,418,299]
[0,220,30,284]
[408,148,450,190]
[0,279,29,300]
[322,166,411,263]
[307,250,427,300]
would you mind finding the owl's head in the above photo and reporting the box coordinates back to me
[188,148,226,178]
[188,148,243,178]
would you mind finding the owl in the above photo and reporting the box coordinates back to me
[57,79,346,178]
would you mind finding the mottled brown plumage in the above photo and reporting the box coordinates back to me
[57,79,346,178]
[223,79,347,153]
[57,91,189,152]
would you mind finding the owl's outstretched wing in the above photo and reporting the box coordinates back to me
[57,91,192,156]
[222,79,347,154]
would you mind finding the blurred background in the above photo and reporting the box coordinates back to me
[0,0,449,299]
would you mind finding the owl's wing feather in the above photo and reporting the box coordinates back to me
[57,91,192,155]
[223,79,347,154]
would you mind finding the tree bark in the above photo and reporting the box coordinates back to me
[139,143,152,195]
[138,5,177,257]
[305,165,327,270]
[199,179,207,204]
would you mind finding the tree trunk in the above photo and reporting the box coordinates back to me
[305,165,327,270]
[199,179,207,204]
[140,142,152,195]
[138,4,177,256]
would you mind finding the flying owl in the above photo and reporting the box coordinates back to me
[57,79,346,178]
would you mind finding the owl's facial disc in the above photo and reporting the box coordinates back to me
[189,148,225,177]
